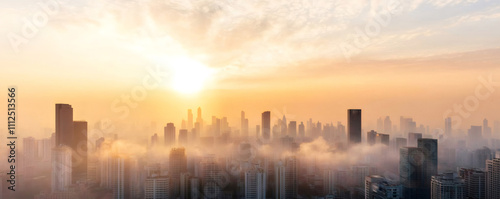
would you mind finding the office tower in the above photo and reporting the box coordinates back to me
[486,158,500,199]
[170,148,187,198]
[298,122,305,137]
[468,126,483,148]
[400,117,417,136]
[365,175,402,199]
[483,119,492,138]
[245,167,266,199]
[323,169,336,196]
[151,133,158,146]
[384,116,392,134]
[275,161,286,199]
[431,173,464,199]
[241,111,249,137]
[262,111,271,140]
[281,115,288,136]
[376,133,390,146]
[51,146,72,192]
[351,165,376,188]
[348,109,362,145]
[55,104,74,147]
[180,172,191,199]
[188,109,193,130]
[196,107,203,128]
[182,120,187,129]
[394,137,408,151]
[73,121,88,183]
[377,117,384,133]
[445,117,452,136]
[400,147,426,199]
[164,123,176,147]
[200,155,221,198]
[288,121,297,137]
[145,175,169,199]
[111,156,127,199]
[179,129,188,146]
[285,156,298,198]
[473,147,492,169]
[367,130,377,145]
[459,168,486,199]
[220,117,228,134]
[418,138,438,199]
[190,177,201,199]
[407,132,422,147]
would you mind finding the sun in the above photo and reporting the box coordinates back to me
[169,57,214,94]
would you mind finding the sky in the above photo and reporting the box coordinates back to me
[1,0,500,139]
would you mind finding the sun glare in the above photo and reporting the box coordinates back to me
[169,57,213,94]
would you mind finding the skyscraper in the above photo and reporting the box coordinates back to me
[418,138,438,199]
[445,117,452,136]
[459,168,486,199]
[164,123,176,147]
[486,158,500,199]
[262,111,271,140]
[288,121,297,137]
[431,173,465,199]
[299,122,305,137]
[241,111,249,137]
[73,121,88,183]
[408,132,422,147]
[55,104,73,147]
[179,129,188,146]
[51,146,72,192]
[285,156,298,199]
[245,167,266,199]
[400,147,426,199]
[483,119,492,138]
[384,116,392,134]
[145,175,170,199]
[348,109,362,145]
[196,107,203,129]
[170,148,187,198]
[367,130,377,145]
[376,133,390,146]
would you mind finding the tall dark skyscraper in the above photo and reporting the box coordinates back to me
[400,147,426,199]
[164,123,176,147]
[348,109,362,145]
[288,121,297,137]
[262,111,271,140]
[170,148,187,198]
[418,138,438,198]
[56,104,74,147]
[73,121,88,183]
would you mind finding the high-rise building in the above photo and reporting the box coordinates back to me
[245,167,266,199]
[394,137,408,152]
[367,130,378,145]
[151,133,159,146]
[418,138,438,199]
[188,109,193,130]
[73,121,88,183]
[376,133,390,146]
[145,175,169,199]
[288,121,297,137]
[200,155,221,198]
[170,148,187,198]
[458,168,486,199]
[55,104,74,147]
[285,156,298,198]
[275,160,286,199]
[483,119,492,138]
[323,169,336,196]
[445,117,452,136]
[400,147,426,199]
[407,132,422,147]
[299,122,305,137]
[348,109,362,145]
[164,123,176,147]
[51,146,72,192]
[494,121,500,138]
[196,107,203,129]
[431,173,464,199]
[179,129,188,146]
[486,158,500,199]
[180,172,191,199]
[262,111,271,140]
[384,116,392,134]
[468,126,483,148]
[241,111,249,137]
[365,175,402,199]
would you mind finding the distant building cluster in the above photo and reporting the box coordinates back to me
[7,104,500,199]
